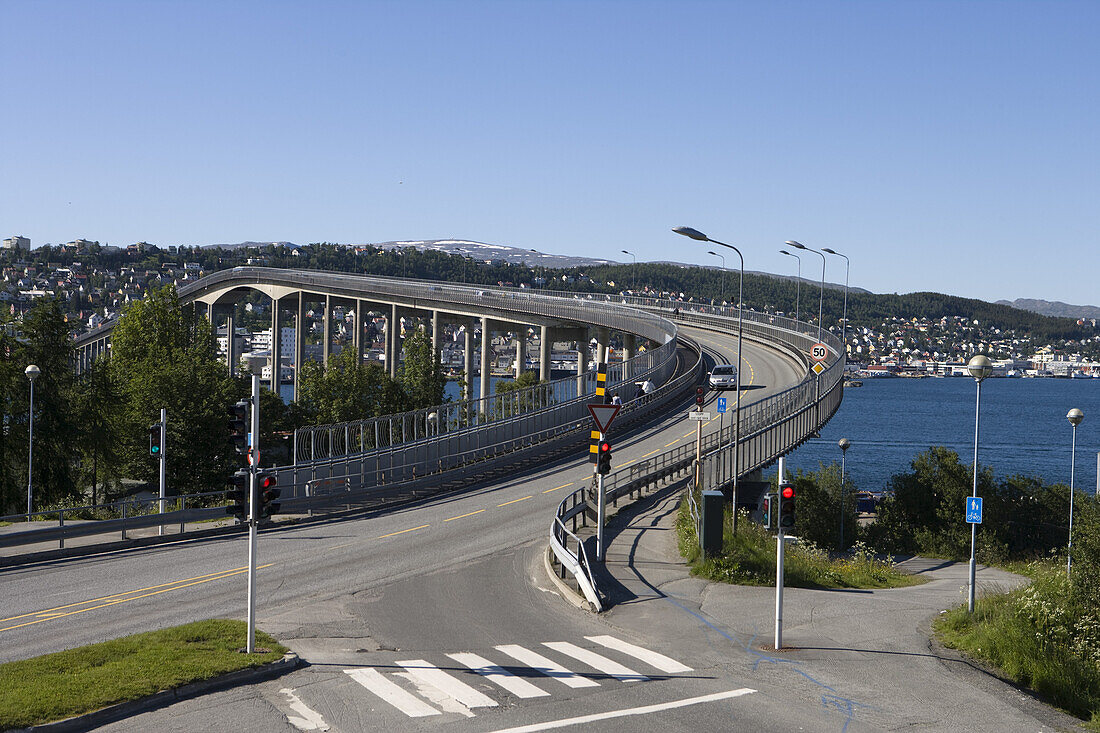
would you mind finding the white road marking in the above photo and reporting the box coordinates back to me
[495,644,601,688]
[542,641,648,682]
[344,668,440,718]
[279,688,331,731]
[584,635,693,673]
[397,659,500,710]
[447,652,551,698]
[484,688,757,732]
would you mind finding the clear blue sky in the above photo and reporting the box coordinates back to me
[3,0,1097,304]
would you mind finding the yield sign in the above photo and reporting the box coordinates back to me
[588,403,621,433]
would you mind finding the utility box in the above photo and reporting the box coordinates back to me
[700,490,725,557]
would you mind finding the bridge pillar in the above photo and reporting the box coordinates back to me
[226,309,237,377]
[270,296,282,393]
[389,304,401,378]
[597,326,610,365]
[514,327,526,379]
[322,295,331,367]
[480,316,492,401]
[622,333,636,380]
[540,325,552,382]
[294,292,305,402]
[577,333,589,396]
[463,320,474,400]
[431,310,440,359]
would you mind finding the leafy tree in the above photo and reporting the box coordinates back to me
[777,463,860,552]
[297,347,405,425]
[110,285,236,496]
[73,357,122,505]
[400,327,446,410]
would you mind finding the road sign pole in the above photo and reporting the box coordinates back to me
[246,375,259,653]
[158,408,167,536]
[775,456,786,650]
[596,431,606,562]
[695,417,703,490]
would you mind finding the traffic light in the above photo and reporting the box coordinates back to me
[597,439,613,475]
[149,423,162,457]
[257,470,281,518]
[779,483,796,529]
[226,469,249,521]
[762,493,774,530]
[696,387,704,408]
[229,400,250,457]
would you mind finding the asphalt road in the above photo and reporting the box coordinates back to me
[1,325,813,731]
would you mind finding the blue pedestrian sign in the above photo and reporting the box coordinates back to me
[717,397,727,413]
[966,497,983,524]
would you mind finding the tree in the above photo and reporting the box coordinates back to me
[400,327,446,410]
[297,347,405,425]
[110,285,237,496]
[73,357,122,505]
[777,463,859,552]
[12,299,82,510]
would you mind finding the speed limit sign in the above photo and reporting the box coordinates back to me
[810,343,828,362]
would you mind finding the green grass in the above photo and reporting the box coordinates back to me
[676,495,924,590]
[0,619,288,729]
[935,563,1100,729]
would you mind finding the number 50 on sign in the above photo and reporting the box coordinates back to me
[810,343,828,362]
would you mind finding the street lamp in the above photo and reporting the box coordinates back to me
[1067,407,1084,578]
[25,364,40,521]
[838,438,850,552]
[966,354,993,613]
[673,226,745,531]
[707,250,726,304]
[778,249,801,321]
[785,241,826,341]
[822,248,849,359]
[620,250,637,292]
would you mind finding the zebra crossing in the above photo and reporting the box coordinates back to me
[340,635,693,720]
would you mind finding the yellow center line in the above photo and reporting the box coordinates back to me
[616,461,635,469]
[0,565,258,625]
[641,449,659,458]
[0,564,274,633]
[542,482,574,494]
[498,496,532,507]
[445,509,486,522]
[664,440,679,447]
[376,524,429,539]
[681,431,694,438]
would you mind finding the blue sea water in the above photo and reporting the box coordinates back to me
[785,377,1100,496]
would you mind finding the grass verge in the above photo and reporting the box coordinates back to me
[934,562,1100,729]
[676,494,923,589]
[0,619,288,730]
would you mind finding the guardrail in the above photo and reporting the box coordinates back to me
[547,304,844,610]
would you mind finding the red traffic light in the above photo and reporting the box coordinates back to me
[599,441,611,453]
[259,473,277,490]
[782,485,795,499]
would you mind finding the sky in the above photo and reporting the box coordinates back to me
[3,0,1098,304]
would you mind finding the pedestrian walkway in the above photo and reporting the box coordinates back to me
[586,487,1084,733]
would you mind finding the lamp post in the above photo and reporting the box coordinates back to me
[707,250,726,304]
[838,438,850,552]
[966,354,993,613]
[673,226,744,531]
[620,250,637,292]
[785,241,826,341]
[25,364,40,521]
[1067,408,1084,578]
[822,248,849,359]
[778,249,800,321]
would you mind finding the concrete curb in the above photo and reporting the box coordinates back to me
[12,652,301,732]
[542,546,594,612]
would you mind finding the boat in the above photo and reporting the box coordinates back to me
[843,379,863,388]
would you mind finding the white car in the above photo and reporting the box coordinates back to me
[708,364,738,390]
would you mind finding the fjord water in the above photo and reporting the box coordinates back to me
[786,377,1100,495]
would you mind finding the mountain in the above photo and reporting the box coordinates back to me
[994,298,1100,321]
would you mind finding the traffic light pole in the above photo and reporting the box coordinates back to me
[775,456,786,650]
[596,430,606,562]
[158,408,167,536]
[246,375,259,654]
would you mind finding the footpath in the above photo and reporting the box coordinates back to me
[576,485,1087,732]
